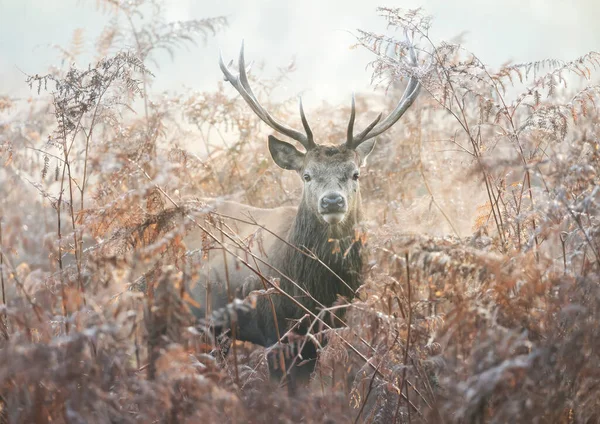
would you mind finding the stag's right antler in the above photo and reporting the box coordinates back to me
[346,32,421,149]
[219,42,316,151]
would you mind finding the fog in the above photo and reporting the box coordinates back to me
[1,0,599,106]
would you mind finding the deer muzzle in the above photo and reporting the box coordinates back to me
[319,192,347,224]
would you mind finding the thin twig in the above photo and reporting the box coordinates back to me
[393,253,414,424]
[0,218,8,339]
[219,219,241,389]
[354,331,401,424]
[133,160,423,416]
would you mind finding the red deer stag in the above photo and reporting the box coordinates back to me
[186,38,421,367]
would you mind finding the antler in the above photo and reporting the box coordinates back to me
[219,42,316,151]
[346,32,421,149]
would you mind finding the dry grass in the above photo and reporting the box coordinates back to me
[0,3,599,423]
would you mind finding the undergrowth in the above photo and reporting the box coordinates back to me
[0,3,599,423]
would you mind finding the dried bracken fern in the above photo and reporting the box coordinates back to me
[0,3,599,423]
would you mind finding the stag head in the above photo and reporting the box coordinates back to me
[219,39,421,225]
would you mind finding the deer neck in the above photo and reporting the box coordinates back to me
[279,192,364,304]
[290,200,361,250]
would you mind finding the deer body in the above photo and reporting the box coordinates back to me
[187,40,421,359]
[188,145,370,346]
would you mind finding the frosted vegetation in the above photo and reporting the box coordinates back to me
[0,2,598,422]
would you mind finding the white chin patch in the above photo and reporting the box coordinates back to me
[322,213,345,225]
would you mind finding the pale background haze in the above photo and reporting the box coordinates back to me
[1,0,598,108]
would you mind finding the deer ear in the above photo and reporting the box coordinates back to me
[268,135,305,171]
[355,139,377,167]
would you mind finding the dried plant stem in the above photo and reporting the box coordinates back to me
[0,218,8,339]
[133,301,141,370]
[0,248,43,322]
[209,225,421,412]
[146,275,156,380]
[78,78,113,262]
[393,253,414,424]
[412,357,440,419]
[408,26,508,249]
[125,12,154,165]
[479,58,541,257]
[415,116,460,237]
[248,255,287,384]
[563,202,600,266]
[217,211,359,295]
[216,218,284,357]
[525,170,540,261]
[134,161,422,415]
[419,166,459,237]
[219,221,241,389]
[212,211,377,353]
[56,157,70,335]
[200,209,375,351]
[204,224,426,412]
[63,152,85,304]
[560,232,568,275]
[56,110,83,308]
[354,331,400,424]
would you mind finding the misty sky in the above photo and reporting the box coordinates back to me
[1,0,599,108]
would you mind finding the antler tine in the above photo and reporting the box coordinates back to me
[353,113,383,145]
[219,48,269,124]
[346,93,356,145]
[236,43,309,146]
[299,97,316,148]
[350,32,421,147]
[219,43,315,151]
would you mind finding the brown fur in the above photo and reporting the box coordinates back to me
[186,144,370,346]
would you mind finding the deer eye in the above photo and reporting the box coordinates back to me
[303,173,311,182]
[352,172,360,181]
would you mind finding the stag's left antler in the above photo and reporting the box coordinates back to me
[219,41,316,151]
[346,32,421,149]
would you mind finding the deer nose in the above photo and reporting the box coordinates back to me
[320,193,345,213]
